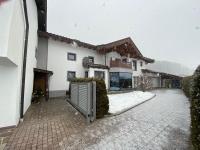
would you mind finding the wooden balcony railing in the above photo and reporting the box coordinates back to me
[110,59,132,69]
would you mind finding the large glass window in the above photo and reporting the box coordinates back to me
[110,72,120,90]
[119,73,132,89]
[110,72,132,90]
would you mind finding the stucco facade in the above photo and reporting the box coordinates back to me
[0,0,153,128]
[46,39,106,97]
[35,35,151,97]
[0,0,38,128]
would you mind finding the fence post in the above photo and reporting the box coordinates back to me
[91,81,96,122]
[86,82,91,123]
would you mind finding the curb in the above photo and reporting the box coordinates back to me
[105,94,156,117]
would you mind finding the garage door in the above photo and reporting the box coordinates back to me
[152,77,160,88]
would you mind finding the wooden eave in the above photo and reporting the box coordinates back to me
[38,31,97,50]
[97,38,153,63]
[38,31,154,63]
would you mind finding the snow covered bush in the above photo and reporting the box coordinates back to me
[191,66,200,149]
[70,78,109,119]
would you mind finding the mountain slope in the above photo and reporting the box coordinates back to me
[146,61,194,77]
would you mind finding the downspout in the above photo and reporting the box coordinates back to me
[20,0,29,119]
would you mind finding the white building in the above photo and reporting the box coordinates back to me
[36,32,154,97]
[0,0,46,128]
[0,0,154,128]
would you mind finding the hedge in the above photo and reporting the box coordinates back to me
[70,78,109,119]
[191,69,200,149]
[182,76,193,98]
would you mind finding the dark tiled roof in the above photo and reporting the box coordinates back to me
[38,31,97,50]
[38,31,154,63]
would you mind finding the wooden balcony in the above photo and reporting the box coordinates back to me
[110,59,132,69]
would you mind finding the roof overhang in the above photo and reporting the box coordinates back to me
[142,69,183,79]
[97,38,154,63]
[38,31,154,63]
[38,31,97,50]
[34,68,53,75]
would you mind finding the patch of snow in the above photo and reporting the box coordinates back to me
[108,91,155,114]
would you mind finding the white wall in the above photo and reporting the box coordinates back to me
[37,37,48,70]
[0,0,38,128]
[0,66,19,127]
[88,68,109,89]
[0,0,19,64]
[132,58,146,76]
[47,39,105,91]
[0,0,25,128]
[23,0,38,114]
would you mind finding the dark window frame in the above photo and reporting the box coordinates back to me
[132,60,137,71]
[88,56,94,63]
[67,53,76,61]
[67,71,76,81]
[140,61,143,67]
[85,71,88,78]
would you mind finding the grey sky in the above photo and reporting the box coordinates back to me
[47,0,200,69]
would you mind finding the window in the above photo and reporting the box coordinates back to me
[94,71,105,80]
[140,61,143,67]
[122,58,127,63]
[67,71,76,81]
[88,56,94,63]
[110,72,132,90]
[132,60,137,71]
[85,71,88,78]
[67,53,76,61]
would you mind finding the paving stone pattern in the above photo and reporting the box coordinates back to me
[3,89,191,150]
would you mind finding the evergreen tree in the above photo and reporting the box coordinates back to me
[191,66,200,149]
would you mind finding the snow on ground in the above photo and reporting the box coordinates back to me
[108,91,155,114]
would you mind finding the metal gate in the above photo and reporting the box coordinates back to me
[69,82,96,123]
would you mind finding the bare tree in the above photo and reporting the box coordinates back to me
[136,75,152,91]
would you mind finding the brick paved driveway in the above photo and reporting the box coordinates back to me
[4,89,191,150]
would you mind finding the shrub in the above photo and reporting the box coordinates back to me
[70,78,109,119]
[182,76,193,98]
[191,67,200,149]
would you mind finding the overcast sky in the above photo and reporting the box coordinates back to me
[47,0,200,69]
